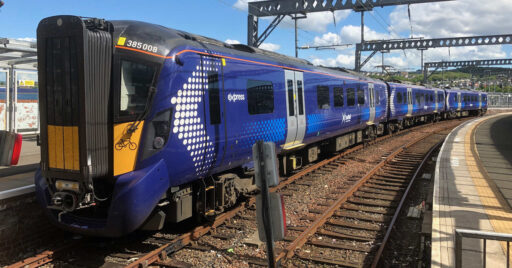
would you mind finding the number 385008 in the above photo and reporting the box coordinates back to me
[126,40,158,53]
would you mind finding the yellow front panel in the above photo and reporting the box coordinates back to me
[113,121,144,176]
[48,125,79,171]
[72,127,80,170]
[63,127,74,170]
[54,126,64,169]
[47,125,57,168]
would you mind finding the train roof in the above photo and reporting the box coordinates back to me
[111,20,312,65]
[110,19,372,83]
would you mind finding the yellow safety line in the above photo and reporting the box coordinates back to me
[466,114,512,258]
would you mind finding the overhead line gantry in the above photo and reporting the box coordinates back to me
[247,0,453,59]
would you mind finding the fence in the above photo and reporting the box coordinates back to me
[455,228,512,268]
[488,93,512,108]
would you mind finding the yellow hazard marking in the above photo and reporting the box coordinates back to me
[117,37,127,46]
[48,125,79,171]
[466,117,512,261]
[221,58,226,66]
[113,121,145,176]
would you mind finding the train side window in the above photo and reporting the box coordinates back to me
[347,88,355,106]
[286,79,295,116]
[317,85,330,109]
[375,90,380,104]
[396,91,403,103]
[287,80,294,116]
[357,88,365,105]
[333,87,344,107]
[247,79,274,115]
[297,80,304,115]
[208,72,221,124]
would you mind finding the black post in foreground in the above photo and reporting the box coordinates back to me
[255,140,276,268]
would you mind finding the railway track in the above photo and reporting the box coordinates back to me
[7,118,466,268]
[279,132,444,267]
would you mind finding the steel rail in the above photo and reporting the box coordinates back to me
[370,139,444,267]
[7,243,74,268]
[274,127,450,263]
[113,122,454,267]
[125,124,429,267]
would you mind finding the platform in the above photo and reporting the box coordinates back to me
[0,139,39,199]
[432,113,512,268]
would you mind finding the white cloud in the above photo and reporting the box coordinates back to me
[311,52,355,69]
[234,0,349,33]
[390,0,512,38]
[225,38,280,52]
[340,25,395,44]
[233,0,264,11]
[313,32,341,46]
[259,42,280,52]
[281,10,351,33]
[225,39,241,45]
[309,0,512,71]
[311,25,394,48]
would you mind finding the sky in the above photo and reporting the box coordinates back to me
[1,0,512,72]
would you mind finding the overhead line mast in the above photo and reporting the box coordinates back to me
[247,0,453,61]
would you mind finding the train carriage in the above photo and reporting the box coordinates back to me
[34,15,488,237]
[35,16,391,236]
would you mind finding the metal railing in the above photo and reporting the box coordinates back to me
[488,93,512,108]
[455,228,512,268]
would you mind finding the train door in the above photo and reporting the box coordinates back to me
[434,90,439,112]
[368,83,375,123]
[478,93,482,109]
[0,70,7,131]
[201,56,227,173]
[407,87,413,116]
[457,92,461,110]
[284,70,306,148]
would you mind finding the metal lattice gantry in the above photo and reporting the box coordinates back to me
[423,58,512,82]
[356,34,512,71]
[247,0,453,48]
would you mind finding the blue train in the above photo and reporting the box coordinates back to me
[34,16,488,237]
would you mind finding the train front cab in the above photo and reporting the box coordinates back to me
[34,16,173,237]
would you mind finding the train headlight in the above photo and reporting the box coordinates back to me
[153,136,165,149]
[55,180,80,192]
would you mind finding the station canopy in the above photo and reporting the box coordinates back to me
[0,38,37,70]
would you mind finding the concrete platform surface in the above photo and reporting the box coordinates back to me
[432,113,512,268]
[0,139,39,195]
